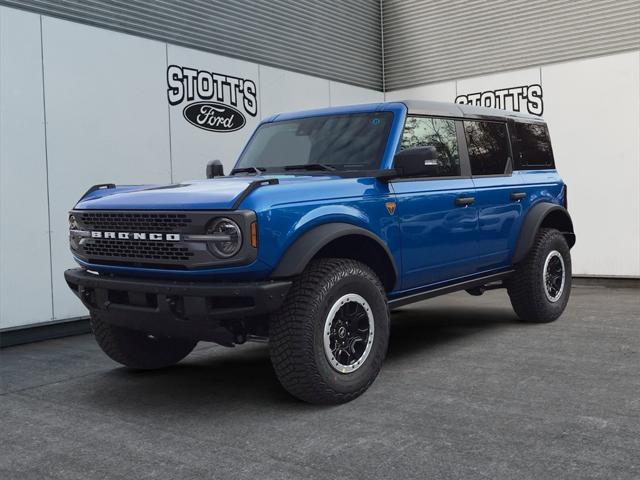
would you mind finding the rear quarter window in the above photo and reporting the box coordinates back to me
[464,121,511,176]
[513,122,555,169]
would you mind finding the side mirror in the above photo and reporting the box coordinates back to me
[206,160,224,179]
[393,146,440,177]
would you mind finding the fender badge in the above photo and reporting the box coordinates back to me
[385,201,396,215]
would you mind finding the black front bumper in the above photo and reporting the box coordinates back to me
[64,268,291,341]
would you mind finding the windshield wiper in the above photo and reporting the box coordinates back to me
[230,166,266,175]
[283,163,336,172]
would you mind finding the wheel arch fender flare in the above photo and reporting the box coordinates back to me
[513,202,576,264]
[270,222,398,290]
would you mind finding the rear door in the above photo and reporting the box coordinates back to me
[463,119,526,272]
[391,116,478,290]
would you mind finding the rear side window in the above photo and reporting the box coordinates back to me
[400,116,461,177]
[464,121,511,175]
[513,122,555,168]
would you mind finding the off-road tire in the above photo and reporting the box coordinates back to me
[507,228,572,323]
[269,258,390,404]
[90,313,197,369]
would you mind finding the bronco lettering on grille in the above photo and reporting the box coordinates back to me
[90,232,181,241]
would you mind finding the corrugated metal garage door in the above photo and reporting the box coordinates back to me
[0,0,383,90]
[383,0,640,90]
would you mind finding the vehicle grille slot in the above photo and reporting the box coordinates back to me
[76,212,191,233]
[83,239,194,262]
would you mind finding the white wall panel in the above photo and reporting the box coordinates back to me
[0,7,52,328]
[0,10,386,329]
[167,45,260,181]
[542,51,640,277]
[455,68,540,94]
[386,68,541,112]
[168,58,385,181]
[385,81,456,102]
[41,18,172,320]
[329,81,384,106]
[259,66,330,118]
[455,67,541,112]
[386,52,640,277]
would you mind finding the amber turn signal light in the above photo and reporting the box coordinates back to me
[250,222,258,248]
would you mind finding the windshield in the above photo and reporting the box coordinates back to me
[235,112,393,173]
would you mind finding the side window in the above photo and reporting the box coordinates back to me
[513,122,554,168]
[464,121,511,175]
[400,116,461,177]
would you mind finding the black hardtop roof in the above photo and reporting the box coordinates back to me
[400,100,545,123]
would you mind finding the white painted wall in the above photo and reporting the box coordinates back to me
[259,66,331,119]
[5,6,633,331]
[167,45,260,182]
[543,52,639,278]
[387,52,640,278]
[329,81,385,107]
[0,8,52,329]
[41,17,173,321]
[386,80,455,103]
[168,54,383,182]
[0,7,382,329]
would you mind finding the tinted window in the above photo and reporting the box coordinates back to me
[464,121,511,175]
[236,112,392,171]
[400,116,460,176]
[514,122,554,168]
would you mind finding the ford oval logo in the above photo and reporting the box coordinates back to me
[182,101,246,132]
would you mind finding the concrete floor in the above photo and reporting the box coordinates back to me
[1,285,638,480]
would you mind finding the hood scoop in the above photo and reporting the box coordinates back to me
[76,177,279,211]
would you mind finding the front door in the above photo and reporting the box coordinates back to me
[392,116,478,290]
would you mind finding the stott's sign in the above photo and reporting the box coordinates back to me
[167,65,257,132]
[183,101,246,132]
[455,84,543,116]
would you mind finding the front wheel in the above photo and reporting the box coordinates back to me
[507,228,572,323]
[269,258,390,404]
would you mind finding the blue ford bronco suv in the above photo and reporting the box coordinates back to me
[65,101,575,404]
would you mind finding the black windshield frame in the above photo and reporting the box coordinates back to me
[234,112,393,174]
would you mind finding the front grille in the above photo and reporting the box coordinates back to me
[76,212,191,233]
[83,239,194,262]
[71,209,256,269]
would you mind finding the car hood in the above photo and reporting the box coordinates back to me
[74,175,345,210]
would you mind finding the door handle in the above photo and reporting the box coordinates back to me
[455,196,475,206]
[510,192,527,201]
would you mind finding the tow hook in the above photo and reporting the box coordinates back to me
[466,282,505,296]
[466,286,485,296]
[166,295,185,317]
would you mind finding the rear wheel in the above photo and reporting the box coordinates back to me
[507,228,572,323]
[90,313,197,369]
[269,258,389,404]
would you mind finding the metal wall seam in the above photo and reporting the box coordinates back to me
[382,0,640,90]
[4,0,638,93]
[0,0,383,90]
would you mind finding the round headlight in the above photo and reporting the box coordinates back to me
[207,218,242,258]
[69,215,78,230]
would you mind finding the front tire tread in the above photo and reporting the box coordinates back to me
[269,258,388,404]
